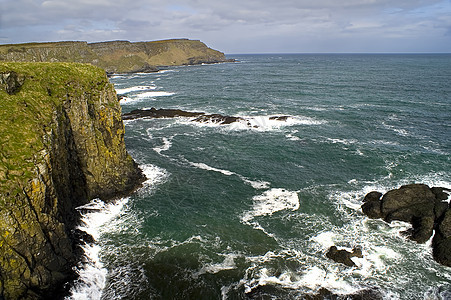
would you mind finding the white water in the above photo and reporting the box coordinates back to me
[66,164,169,300]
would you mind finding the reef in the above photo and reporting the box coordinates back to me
[361,184,451,267]
[0,39,234,74]
[0,62,144,299]
[122,107,291,128]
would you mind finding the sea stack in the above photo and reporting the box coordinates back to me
[0,62,144,299]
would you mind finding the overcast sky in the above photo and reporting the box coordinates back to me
[1,0,450,53]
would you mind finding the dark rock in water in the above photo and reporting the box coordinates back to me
[361,184,451,267]
[269,115,289,121]
[361,191,383,219]
[433,209,451,267]
[192,113,244,124]
[122,107,205,120]
[326,246,363,267]
[0,71,25,94]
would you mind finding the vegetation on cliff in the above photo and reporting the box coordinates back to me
[0,62,143,299]
[0,39,231,74]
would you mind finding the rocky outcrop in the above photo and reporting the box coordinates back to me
[326,246,363,267]
[122,107,292,128]
[361,184,451,266]
[0,39,233,74]
[0,62,144,299]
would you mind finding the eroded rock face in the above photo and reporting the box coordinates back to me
[361,184,451,266]
[0,62,144,299]
[0,71,25,94]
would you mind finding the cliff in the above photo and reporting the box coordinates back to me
[0,39,231,74]
[0,62,144,299]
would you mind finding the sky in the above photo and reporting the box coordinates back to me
[0,0,450,53]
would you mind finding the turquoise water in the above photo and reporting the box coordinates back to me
[73,54,451,299]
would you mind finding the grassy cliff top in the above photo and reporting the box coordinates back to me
[0,39,228,73]
[0,62,110,195]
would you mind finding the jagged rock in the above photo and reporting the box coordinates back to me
[0,62,144,299]
[122,107,245,125]
[326,246,363,267]
[0,71,25,94]
[192,113,244,124]
[122,107,204,120]
[269,116,289,121]
[361,184,451,267]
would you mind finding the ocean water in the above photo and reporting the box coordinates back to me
[69,54,451,299]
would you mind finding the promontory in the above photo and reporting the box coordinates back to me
[0,39,233,74]
[0,62,144,299]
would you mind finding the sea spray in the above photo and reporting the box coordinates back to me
[67,198,129,300]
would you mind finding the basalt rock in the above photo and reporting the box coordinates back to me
[122,108,293,128]
[122,107,245,125]
[361,184,451,266]
[326,246,363,267]
[0,62,144,299]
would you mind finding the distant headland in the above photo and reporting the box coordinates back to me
[0,39,234,74]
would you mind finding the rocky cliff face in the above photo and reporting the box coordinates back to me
[0,62,144,299]
[0,39,231,74]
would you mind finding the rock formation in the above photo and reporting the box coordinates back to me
[326,246,363,267]
[361,184,451,266]
[0,39,234,74]
[122,107,292,128]
[0,62,144,299]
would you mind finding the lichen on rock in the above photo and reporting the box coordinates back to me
[0,62,144,299]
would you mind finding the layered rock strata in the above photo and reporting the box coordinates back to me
[0,39,233,74]
[361,184,450,266]
[0,62,144,299]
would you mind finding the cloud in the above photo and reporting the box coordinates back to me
[0,0,450,52]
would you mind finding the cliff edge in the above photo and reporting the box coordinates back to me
[0,62,144,299]
[0,39,232,74]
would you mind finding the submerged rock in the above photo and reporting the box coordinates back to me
[361,184,451,266]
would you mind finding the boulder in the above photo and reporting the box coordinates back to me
[326,246,363,267]
[361,184,450,267]
[361,191,383,219]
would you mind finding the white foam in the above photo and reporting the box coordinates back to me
[67,197,129,300]
[311,231,336,250]
[136,91,175,98]
[190,162,234,176]
[115,85,156,95]
[188,161,270,189]
[153,137,172,154]
[195,253,239,277]
[67,164,168,299]
[241,188,300,223]
[139,164,170,193]
[181,114,325,132]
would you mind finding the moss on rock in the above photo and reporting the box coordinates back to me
[0,62,144,299]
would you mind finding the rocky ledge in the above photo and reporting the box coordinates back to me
[0,62,144,299]
[122,107,291,128]
[361,184,451,266]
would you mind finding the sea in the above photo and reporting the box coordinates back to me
[67,54,451,299]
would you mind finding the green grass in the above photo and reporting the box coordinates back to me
[0,62,110,194]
